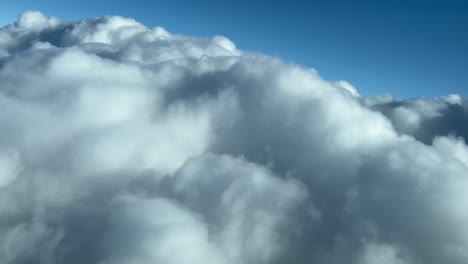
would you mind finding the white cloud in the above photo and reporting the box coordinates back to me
[0,11,467,264]
[16,11,59,30]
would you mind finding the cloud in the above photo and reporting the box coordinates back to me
[15,11,59,31]
[365,95,468,144]
[0,11,467,264]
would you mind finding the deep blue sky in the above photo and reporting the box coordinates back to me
[1,0,467,98]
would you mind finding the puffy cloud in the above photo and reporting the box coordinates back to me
[100,197,228,264]
[366,95,468,144]
[0,11,467,264]
[16,11,59,30]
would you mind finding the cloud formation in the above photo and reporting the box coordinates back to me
[1,11,468,264]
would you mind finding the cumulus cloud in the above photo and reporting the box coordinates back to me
[0,11,467,264]
[365,95,468,144]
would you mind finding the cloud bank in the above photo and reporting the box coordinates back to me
[1,11,468,264]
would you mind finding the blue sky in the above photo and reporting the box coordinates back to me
[1,0,467,98]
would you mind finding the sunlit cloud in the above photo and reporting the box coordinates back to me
[1,12,468,264]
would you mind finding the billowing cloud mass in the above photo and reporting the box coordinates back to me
[1,11,468,264]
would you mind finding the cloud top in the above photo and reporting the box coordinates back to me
[0,11,468,264]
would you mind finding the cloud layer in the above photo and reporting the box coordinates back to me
[1,11,468,264]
